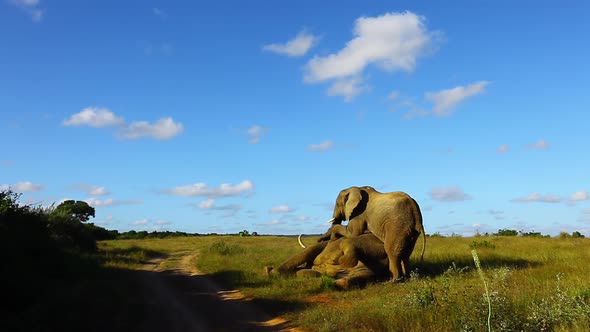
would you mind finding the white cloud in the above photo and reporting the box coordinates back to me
[387,90,400,100]
[10,0,43,22]
[511,192,561,203]
[120,117,184,140]
[63,107,125,127]
[85,197,114,207]
[270,205,293,213]
[152,7,167,17]
[247,125,267,143]
[425,81,489,116]
[196,199,242,217]
[75,184,109,196]
[199,199,216,209]
[570,190,589,201]
[133,218,149,225]
[307,140,334,151]
[429,186,471,202]
[526,139,550,149]
[305,11,435,82]
[84,197,142,207]
[64,108,183,140]
[0,181,44,192]
[326,76,365,101]
[497,144,509,153]
[263,31,319,57]
[168,179,254,198]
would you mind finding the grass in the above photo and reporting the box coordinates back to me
[98,234,590,331]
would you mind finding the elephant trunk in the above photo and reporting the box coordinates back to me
[298,234,306,249]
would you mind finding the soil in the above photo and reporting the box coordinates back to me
[134,251,303,332]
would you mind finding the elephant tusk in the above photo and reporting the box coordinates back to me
[298,234,306,249]
[325,217,335,224]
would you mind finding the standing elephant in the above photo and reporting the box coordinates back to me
[319,186,425,281]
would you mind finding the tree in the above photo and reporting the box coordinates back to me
[54,200,95,222]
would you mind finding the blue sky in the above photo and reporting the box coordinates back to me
[2,1,589,236]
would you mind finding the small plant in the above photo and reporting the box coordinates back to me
[208,240,245,255]
[320,275,338,290]
[470,240,496,249]
[408,284,437,307]
[472,249,492,332]
[444,262,470,276]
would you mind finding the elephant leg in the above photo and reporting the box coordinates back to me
[337,239,360,268]
[401,256,410,278]
[384,233,404,281]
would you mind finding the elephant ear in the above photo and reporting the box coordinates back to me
[344,187,362,220]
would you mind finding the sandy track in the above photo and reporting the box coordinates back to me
[135,252,301,332]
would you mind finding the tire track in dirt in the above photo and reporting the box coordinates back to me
[136,251,302,332]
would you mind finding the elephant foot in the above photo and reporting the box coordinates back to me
[264,266,274,277]
[391,276,406,283]
[335,278,350,290]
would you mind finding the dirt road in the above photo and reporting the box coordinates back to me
[135,252,301,332]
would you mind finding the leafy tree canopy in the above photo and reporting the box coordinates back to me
[54,200,95,222]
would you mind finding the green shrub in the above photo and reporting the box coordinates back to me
[208,240,245,255]
[470,240,497,249]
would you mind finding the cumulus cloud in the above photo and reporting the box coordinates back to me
[63,107,183,140]
[425,81,489,116]
[120,117,184,140]
[263,31,319,57]
[387,90,400,100]
[526,139,550,149]
[168,179,254,198]
[305,12,435,83]
[133,218,150,225]
[511,192,561,203]
[497,144,509,153]
[0,181,44,192]
[270,205,293,213]
[75,184,109,196]
[326,76,365,101]
[197,198,242,212]
[84,197,142,207]
[247,125,267,143]
[307,140,334,151]
[63,107,125,127]
[428,186,471,202]
[570,190,589,202]
[10,0,43,22]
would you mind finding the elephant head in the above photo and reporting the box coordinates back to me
[332,186,372,223]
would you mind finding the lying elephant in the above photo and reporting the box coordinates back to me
[266,233,389,289]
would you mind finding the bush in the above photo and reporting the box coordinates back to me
[208,240,245,255]
[495,229,518,236]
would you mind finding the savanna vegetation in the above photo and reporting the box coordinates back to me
[2,189,590,331]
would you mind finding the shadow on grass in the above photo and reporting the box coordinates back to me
[4,263,305,332]
[208,269,273,289]
[97,246,166,266]
[413,254,540,278]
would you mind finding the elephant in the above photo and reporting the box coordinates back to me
[318,186,425,282]
[265,233,390,289]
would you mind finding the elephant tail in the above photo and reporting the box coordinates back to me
[412,198,426,261]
